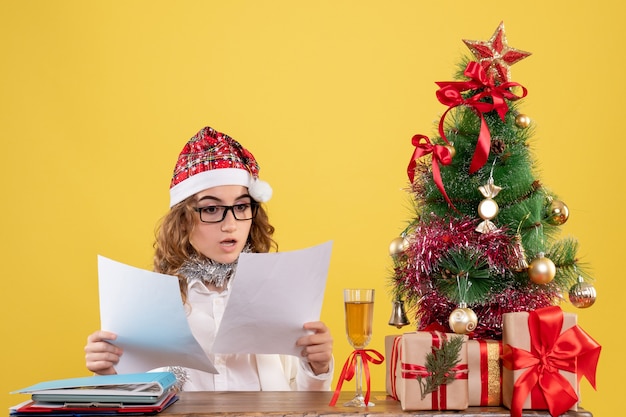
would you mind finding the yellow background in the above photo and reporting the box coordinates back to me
[1,1,622,416]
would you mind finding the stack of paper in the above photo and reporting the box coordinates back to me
[10,372,178,416]
[95,242,332,372]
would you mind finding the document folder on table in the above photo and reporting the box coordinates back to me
[9,391,178,416]
[13,372,177,404]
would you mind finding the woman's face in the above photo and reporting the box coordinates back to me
[189,185,253,264]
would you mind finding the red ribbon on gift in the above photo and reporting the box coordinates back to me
[328,349,384,407]
[407,134,455,210]
[390,336,402,400]
[476,339,503,406]
[401,361,469,409]
[391,332,468,410]
[435,61,527,174]
[501,306,601,417]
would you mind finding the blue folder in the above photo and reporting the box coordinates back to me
[13,372,177,404]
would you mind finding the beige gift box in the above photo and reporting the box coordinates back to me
[501,310,578,413]
[389,331,469,411]
[467,339,502,406]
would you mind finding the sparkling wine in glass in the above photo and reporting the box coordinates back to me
[343,288,375,407]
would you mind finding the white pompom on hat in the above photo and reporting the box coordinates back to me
[169,126,272,208]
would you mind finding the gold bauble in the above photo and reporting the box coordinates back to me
[445,145,456,158]
[389,236,408,256]
[569,281,597,308]
[528,254,556,284]
[546,200,569,226]
[515,114,531,128]
[448,307,478,335]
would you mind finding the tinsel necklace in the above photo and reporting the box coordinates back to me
[166,246,252,390]
[177,245,251,289]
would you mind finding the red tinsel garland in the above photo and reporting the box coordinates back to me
[396,215,560,339]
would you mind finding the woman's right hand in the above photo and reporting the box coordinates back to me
[84,330,122,375]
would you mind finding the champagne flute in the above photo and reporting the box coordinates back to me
[343,288,375,407]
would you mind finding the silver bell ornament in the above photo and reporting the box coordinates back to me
[388,298,411,328]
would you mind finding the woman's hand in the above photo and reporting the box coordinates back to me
[297,321,333,375]
[84,330,122,375]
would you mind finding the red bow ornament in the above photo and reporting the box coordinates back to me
[407,134,455,209]
[435,61,527,174]
[501,306,601,417]
[329,349,384,407]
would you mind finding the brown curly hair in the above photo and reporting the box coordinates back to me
[153,196,277,303]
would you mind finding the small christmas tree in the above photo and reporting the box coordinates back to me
[389,22,597,339]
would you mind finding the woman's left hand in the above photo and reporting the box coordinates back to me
[297,321,333,375]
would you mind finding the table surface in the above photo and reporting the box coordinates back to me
[162,391,592,417]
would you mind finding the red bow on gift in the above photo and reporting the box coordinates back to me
[407,134,455,210]
[501,306,601,417]
[435,61,527,174]
[329,349,384,407]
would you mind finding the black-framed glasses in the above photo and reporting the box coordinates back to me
[193,203,259,224]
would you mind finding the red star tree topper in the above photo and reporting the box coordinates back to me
[463,21,531,83]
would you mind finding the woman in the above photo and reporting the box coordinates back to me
[84,126,334,391]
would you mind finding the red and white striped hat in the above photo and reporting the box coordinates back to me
[169,126,272,207]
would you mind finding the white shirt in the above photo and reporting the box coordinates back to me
[176,278,333,391]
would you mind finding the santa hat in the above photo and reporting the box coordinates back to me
[169,126,272,208]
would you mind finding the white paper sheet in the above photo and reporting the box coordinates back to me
[211,241,333,356]
[97,255,217,374]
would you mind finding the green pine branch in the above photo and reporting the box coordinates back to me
[417,335,465,400]
[434,247,495,304]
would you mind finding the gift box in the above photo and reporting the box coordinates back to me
[385,334,401,396]
[390,331,469,411]
[501,306,601,417]
[467,339,502,406]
